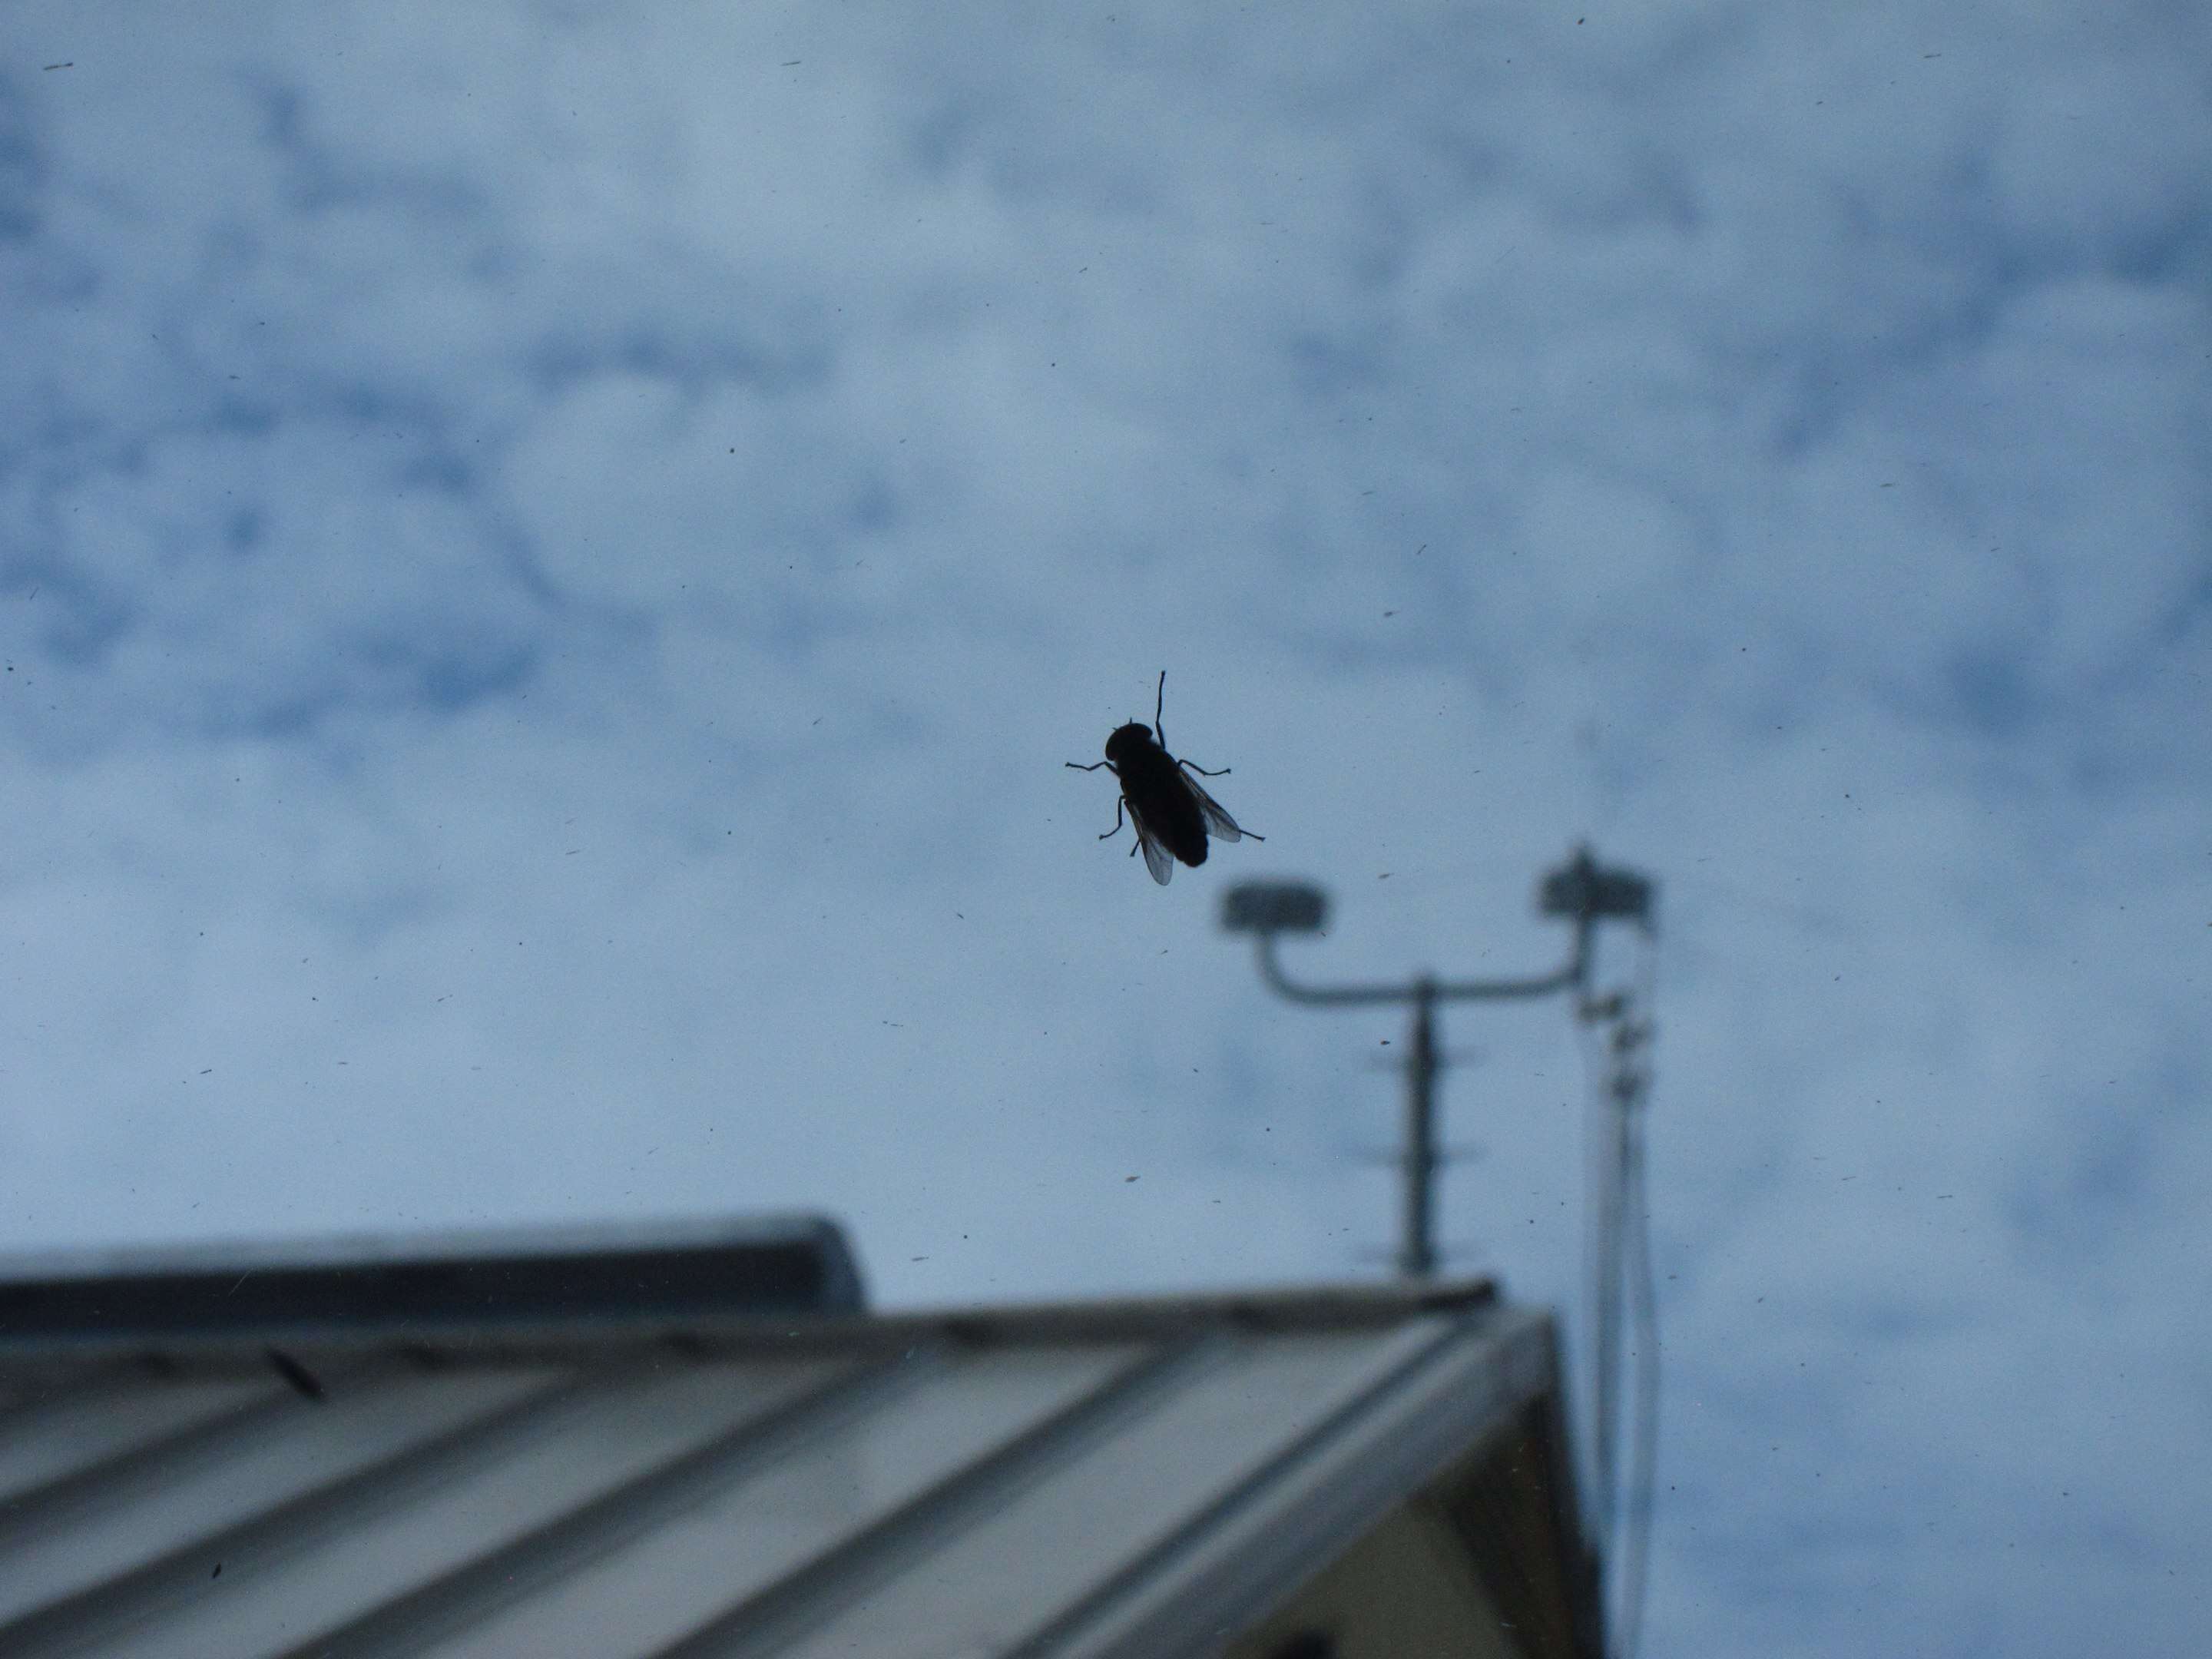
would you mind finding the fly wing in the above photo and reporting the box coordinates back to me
[1127,798,1177,885]
[1181,773,1249,843]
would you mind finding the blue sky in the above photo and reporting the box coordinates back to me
[5,2,2210,1653]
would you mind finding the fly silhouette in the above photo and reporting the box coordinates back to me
[1066,673,1263,884]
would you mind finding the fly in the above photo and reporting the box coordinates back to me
[1066,672,1263,885]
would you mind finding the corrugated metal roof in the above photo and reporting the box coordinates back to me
[0,1233,1585,1659]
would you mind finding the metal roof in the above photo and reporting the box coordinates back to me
[0,1224,1594,1659]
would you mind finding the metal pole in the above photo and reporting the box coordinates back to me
[1399,979,1440,1278]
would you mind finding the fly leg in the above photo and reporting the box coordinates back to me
[1068,759,1128,841]
[1177,757,1231,777]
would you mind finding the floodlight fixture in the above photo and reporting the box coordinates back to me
[1220,881,1329,936]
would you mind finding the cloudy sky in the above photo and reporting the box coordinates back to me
[5,1,2209,1652]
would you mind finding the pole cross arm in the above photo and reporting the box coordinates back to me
[1247,929,1588,1008]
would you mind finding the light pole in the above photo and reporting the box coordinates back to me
[1221,847,1651,1278]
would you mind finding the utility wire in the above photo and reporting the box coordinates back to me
[1619,932,1661,1659]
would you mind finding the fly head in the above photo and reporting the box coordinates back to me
[1103,723,1155,767]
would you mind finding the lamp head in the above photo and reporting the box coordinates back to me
[1220,881,1329,935]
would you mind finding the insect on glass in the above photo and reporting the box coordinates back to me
[1066,672,1263,885]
